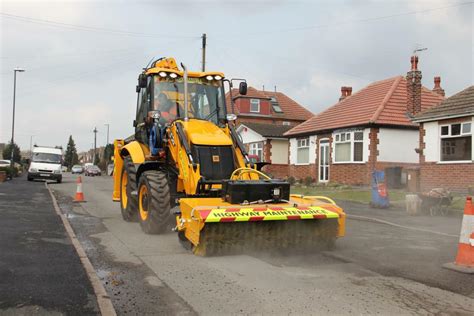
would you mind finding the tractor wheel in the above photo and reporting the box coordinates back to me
[120,157,138,222]
[137,170,174,234]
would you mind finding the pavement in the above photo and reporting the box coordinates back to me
[0,176,99,315]
[44,173,474,315]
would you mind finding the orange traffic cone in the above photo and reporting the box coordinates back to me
[443,196,474,273]
[73,176,85,203]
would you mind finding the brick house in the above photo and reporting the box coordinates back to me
[284,56,444,185]
[226,87,313,177]
[226,86,313,126]
[236,122,293,178]
[413,85,474,192]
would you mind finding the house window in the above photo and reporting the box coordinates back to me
[250,99,260,113]
[270,97,283,113]
[249,142,264,162]
[296,138,309,164]
[440,122,472,161]
[282,121,291,126]
[334,131,364,162]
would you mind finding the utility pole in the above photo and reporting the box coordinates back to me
[104,123,110,166]
[29,135,35,156]
[93,127,98,164]
[104,123,110,145]
[201,33,207,72]
[10,67,25,168]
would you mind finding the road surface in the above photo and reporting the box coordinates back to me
[49,173,474,315]
[0,177,99,315]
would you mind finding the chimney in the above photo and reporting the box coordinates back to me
[339,86,352,101]
[432,76,445,97]
[406,55,422,115]
[346,86,352,97]
[339,86,347,102]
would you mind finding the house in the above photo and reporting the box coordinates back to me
[236,122,293,177]
[284,56,444,185]
[413,85,474,192]
[226,86,313,177]
[226,86,313,127]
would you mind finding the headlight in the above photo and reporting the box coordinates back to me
[54,169,61,174]
[158,71,168,78]
[214,75,222,80]
[206,75,213,81]
[226,113,237,121]
[29,168,38,173]
[169,73,178,79]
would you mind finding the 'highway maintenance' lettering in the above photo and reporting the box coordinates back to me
[202,207,339,222]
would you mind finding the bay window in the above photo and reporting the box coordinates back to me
[334,131,364,163]
[440,122,472,161]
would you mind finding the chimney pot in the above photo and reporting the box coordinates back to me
[410,55,419,71]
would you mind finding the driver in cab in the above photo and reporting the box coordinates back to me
[153,93,177,123]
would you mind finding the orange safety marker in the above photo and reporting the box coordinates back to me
[443,196,474,273]
[73,176,85,203]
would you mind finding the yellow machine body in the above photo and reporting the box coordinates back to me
[112,57,346,256]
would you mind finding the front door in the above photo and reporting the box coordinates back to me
[319,140,329,183]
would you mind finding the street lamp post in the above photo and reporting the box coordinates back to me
[10,67,25,168]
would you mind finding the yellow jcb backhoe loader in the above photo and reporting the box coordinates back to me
[112,57,345,255]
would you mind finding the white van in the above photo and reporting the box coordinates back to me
[28,146,63,183]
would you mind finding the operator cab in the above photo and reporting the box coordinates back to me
[134,70,229,148]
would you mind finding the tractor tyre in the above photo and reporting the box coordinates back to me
[120,157,138,222]
[137,170,174,234]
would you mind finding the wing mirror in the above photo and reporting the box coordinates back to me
[138,74,147,88]
[239,82,247,95]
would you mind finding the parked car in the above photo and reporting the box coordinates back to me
[0,160,10,167]
[71,165,84,174]
[85,165,101,177]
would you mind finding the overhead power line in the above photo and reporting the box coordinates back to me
[219,1,473,37]
[0,12,199,39]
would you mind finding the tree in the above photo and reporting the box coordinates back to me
[64,135,79,169]
[3,142,21,163]
[94,154,100,166]
[103,143,114,163]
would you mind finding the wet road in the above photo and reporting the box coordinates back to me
[49,173,474,315]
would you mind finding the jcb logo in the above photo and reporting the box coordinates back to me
[212,155,220,163]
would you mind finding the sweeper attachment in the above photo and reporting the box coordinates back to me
[112,57,345,256]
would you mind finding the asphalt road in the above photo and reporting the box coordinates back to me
[0,176,99,315]
[49,173,474,315]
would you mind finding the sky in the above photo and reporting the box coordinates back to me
[0,0,472,152]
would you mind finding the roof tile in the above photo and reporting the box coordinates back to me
[285,76,444,136]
